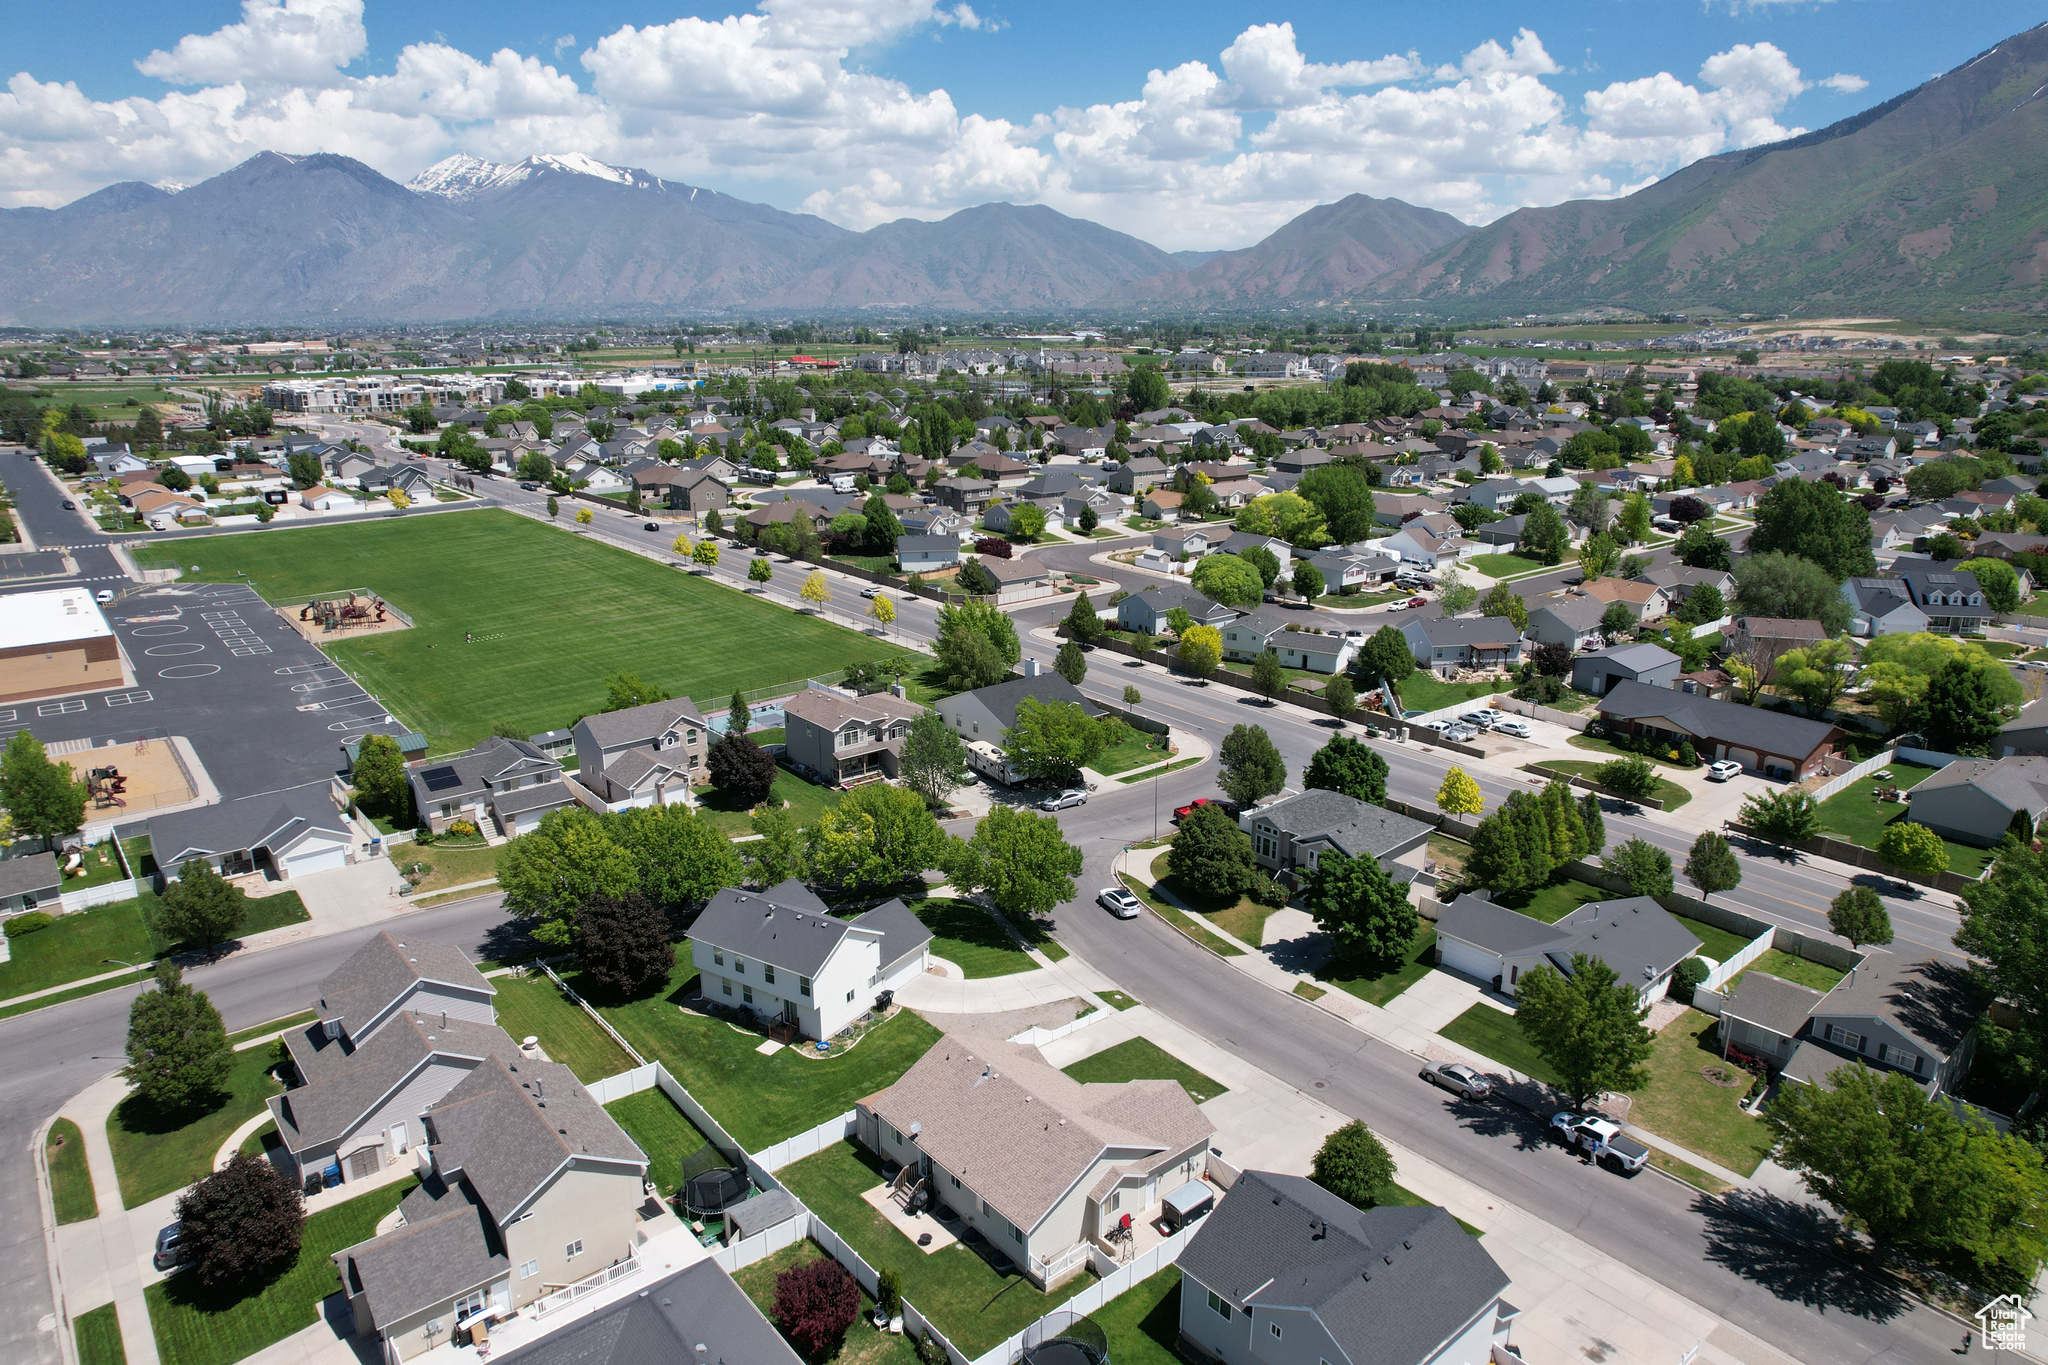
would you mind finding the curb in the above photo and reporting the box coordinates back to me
[32,1109,79,1365]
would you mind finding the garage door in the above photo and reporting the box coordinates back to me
[284,846,348,877]
[511,810,544,836]
[1436,935,1501,984]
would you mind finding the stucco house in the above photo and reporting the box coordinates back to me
[1241,789,1432,885]
[571,697,709,811]
[1905,756,2048,846]
[1116,583,1238,637]
[1571,642,1682,697]
[781,688,925,787]
[408,737,579,837]
[936,669,1102,745]
[1525,595,1609,652]
[1434,892,1701,1004]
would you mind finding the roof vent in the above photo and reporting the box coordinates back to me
[1402,1240,1412,1250]
[1383,1253,1394,1265]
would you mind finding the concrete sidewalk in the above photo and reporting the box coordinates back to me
[48,1072,162,1365]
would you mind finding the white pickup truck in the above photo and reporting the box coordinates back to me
[1548,1112,1649,1175]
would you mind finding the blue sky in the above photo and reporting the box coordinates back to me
[5,0,2046,248]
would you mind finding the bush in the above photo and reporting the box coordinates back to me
[876,1268,902,1319]
[1246,874,1288,907]
[1678,740,1698,766]
[1593,756,1660,801]
[176,1151,305,1290]
[774,1256,861,1357]
[4,910,54,937]
[1311,1120,1397,1209]
[447,819,479,839]
[1513,674,1567,705]
[1670,957,1711,999]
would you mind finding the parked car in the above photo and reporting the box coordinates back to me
[1420,1061,1493,1101]
[860,586,881,599]
[1548,1112,1648,1174]
[518,481,538,491]
[1421,717,1455,732]
[95,589,114,604]
[1706,760,1743,782]
[153,1223,186,1272]
[1457,711,1497,730]
[1441,724,1479,742]
[1039,788,1088,811]
[1491,718,1533,739]
[1406,596,1429,608]
[61,499,75,510]
[1172,797,1238,823]
[1096,887,1142,919]
[1384,599,1411,612]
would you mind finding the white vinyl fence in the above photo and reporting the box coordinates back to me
[59,879,138,912]
[753,1110,859,1173]
[1804,748,1896,803]
[1698,929,1774,994]
[977,1226,1198,1365]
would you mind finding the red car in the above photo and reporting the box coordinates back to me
[1172,798,1240,824]
[1407,595,1428,608]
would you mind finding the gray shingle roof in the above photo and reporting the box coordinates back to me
[272,1014,522,1152]
[1814,952,1980,1062]
[1590,642,1681,673]
[491,1259,802,1365]
[147,781,351,868]
[1909,755,2048,819]
[895,534,959,555]
[688,882,872,979]
[1435,893,1573,956]
[492,779,580,818]
[1545,897,1702,987]
[725,1189,803,1242]
[1597,679,1839,762]
[1250,790,1432,863]
[336,1175,507,1329]
[316,931,493,1030]
[429,1057,645,1224]
[1723,971,1826,1041]
[1415,615,1523,647]
[1177,1170,1509,1365]
[0,851,62,899]
[575,699,706,754]
[952,674,1101,730]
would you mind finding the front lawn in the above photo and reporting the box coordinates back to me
[1099,990,1140,1011]
[108,1045,284,1207]
[1394,676,1504,714]
[392,841,503,896]
[1089,728,1174,777]
[590,957,941,1151]
[1467,553,1548,579]
[776,1141,1091,1356]
[1728,949,1847,994]
[909,899,1037,978]
[732,1239,920,1365]
[1439,1003,1559,1087]
[1566,733,1700,772]
[1117,868,1244,956]
[1059,1037,1226,1103]
[1533,759,1691,811]
[1314,587,1405,609]
[132,510,901,754]
[698,767,843,837]
[46,1118,97,1224]
[1325,925,1438,1007]
[1627,1010,1775,1177]
[491,974,637,1083]
[0,899,157,1002]
[604,1088,714,1198]
[147,1180,411,1365]
[1144,850,1268,946]
[74,1303,125,1365]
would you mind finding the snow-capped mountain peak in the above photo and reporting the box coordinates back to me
[407,152,666,201]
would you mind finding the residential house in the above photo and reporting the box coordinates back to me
[1212,531,1291,573]
[1892,558,1994,634]
[1905,756,2048,846]
[358,465,433,498]
[899,505,968,540]
[1726,616,1826,667]
[782,688,925,787]
[1578,577,1667,624]
[1176,1170,1515,1365]
[744,500,832,538]
[856,1035,1213,1289]
[409,737,580,836]
[896,534,962,572]
[1435,892,1702,1003]
[1116,584,1239,637]
[2001,696,2048,757]
[936,671,1102,745]
[1374,494,1449,527]
[934,477,997,516]
[1842,577,1930,637]
[302,487,357,512]
[1378,523,1477,570]
[1399,616,1526,673]
[1306,545,1401,592]
[0,853,63,914]
[1471,513,1530,548]
[1108,457,1172,496]
[689,880,930,1040]
[571,698,709,811]
[635,465,730,512]
[1062,487,1131,527]
[268,933,507,1186]
[1635,565,1734,612]
[1525,596,1609,652]
[1220,606,1360,675]
[1241,789,1431,885]
[1596,678,1841,780]
[1151,527,1210,559]
[148,780,355,881]
[330,1056,649,1360]
[484,1261,803,1365]
[982,498,1066,536]
[1571,641,1682,696]
[1142,490,1185,523]
[982,554,1058,605]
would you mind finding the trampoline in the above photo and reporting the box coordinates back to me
[684,1166,749,1217]
[1019,1313,1108,1365]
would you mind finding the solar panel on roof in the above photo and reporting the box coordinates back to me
[422,766,462,792]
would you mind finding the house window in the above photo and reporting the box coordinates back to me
[950,1174,960,1188]
[847,989,856,1002]
[713,951,724,966]
[800,976,812,997]
[743,985,754,1005]
[1827,1025,1864,1052]
[1269,1324,1283,1341]
[1011,1226,1023,1244]
[734,959,745,974]
[721,977,733,996]
[520,1260,539,1279]
[1208,1291,1231,1320]
[764,965,776,985]
[1107,1190,1121,1213]
[455,1288,488,1319]
[565,1240,584,1259]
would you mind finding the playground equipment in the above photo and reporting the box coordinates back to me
[299,592,390,632]
[87,765,128,809]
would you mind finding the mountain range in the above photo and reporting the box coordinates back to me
[2,22,2046,325]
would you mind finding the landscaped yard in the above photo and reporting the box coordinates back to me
[65,839,132,890]
[1394,676,1505,714]
[909,899,1036,978]
[1532,759,1691,811]
[1628,1010,1775,1177]
[1728,949,1847,994]
[1324,925,1439,1007]
[147,1180,412,1365]
[1467,553,1549,579]
[1494,876,1610,925]
[0,899,157,1002]
[1089,728,1174,777]
[1145,850,1275,945]
[108,1045,284,1207]
[732,1239,920,1365]
[1567,733,1700,771]
[1315,587,1406,609]
[697,766,843,837]
[1081,1265,1182,1365]
[74,1303,125,1365]
[46,1118,97,1224]
[1118,866,1243,956]
[133,510,901,754]
[1809,759,1995,875]
[391,840,503,896]
[1440,1003,1558,1086]
[1059,1037,1226,1103]
[588,956,942,1152]
[776,1140,1091,1356]
[1668,915,1757,966]
[491,973,637,1083]
[604,1088,714,1198]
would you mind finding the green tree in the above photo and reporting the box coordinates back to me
[1684,831,1741,903]
[1604,836,1674,897]
[1064,590,1104,644]
[611,804,742,910]
[1675,522,1730,570]
[708,723,778,807]
[603,672,668,711]
[1004,697,1118,785]
[1166,802,1256,900]
[1178,624,1223,679]
[949,805,1084,919]
[0,730,86,846]
[1191,554,1264,609]
[1291,559,1325,601]
[1597,600,1637,642]
[576,893,676,997]
[1617,492,1653,544]
[1481,583,1529,631]
[693,539,720,567]
[1357,625,1415,686]
[497,808,641,948]
[1218,723,1287,806]
[350,733,408,821]
[1876,821,1949,878]
[899,710,968,808]
[1054,640,1088,686]
[1674,583,1726,626]
[805,782,946,895]
[122,962,231,1113]
[863,494,903,551]
[1128,365,1171,413]
[1828,886,1894,947]
[1298,463,1382,544]
[1739,788,1821,843]
[546,494,559,519]
[748,555,773,587]
[156,860,249,950]
[935,601,1020,688]
[745,808,807,887]
[1731,551,1852,635]
[1776,637,1856,716]
[1514,954,1656,1105]
[1007,503,1047,540]
[1577,533,1620,582]
[175,1152,304,1291]
[1960,558,2021,614]
[1517,501,1570,565]
[1746,479,1876,580]
[1322,675,1356,720]
[1240,544,1282,590]
[1579,791,1606,856]
[1311,1121,1397,1209]
[1437,571,1477,614]
[1467,791,1550,893]
[1594,755,1660,801]
[1538,778,1588,864]
[1436,765,1483,816]
[1249,649,1287,700]
[1305,734,1388,805]
[1918,656,2013,755]
[1957,839,2048,1065]
[1304,850,1419,966]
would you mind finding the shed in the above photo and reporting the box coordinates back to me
[726,1189,802,1243]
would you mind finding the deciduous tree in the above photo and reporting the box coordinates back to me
[350,733,409,822]
[577,893,675,997]
[709,724,778,808]
[745,808,807,887]
[935,601,1020,688]
[0,730,86,846]
[799,569,831,608]
[1482,583,1529,630]
[1304,850,1418,966]
[1305,734,1387,805]
[1684,831,1741,903]
[602,672,668,712]
[1322,675,1355,720]
[1178,624,1222,680]
[1732,551,1852,635]
[1515,954,1656,1105]
[1249,650,1287,700]
[156,860,248,950]
[1436,765,1483,816]
[123,963,231,1113]
[748,556,773,586]
[804,782,946,895]
[1218,724,1287,807]
[1311,1121,1397,1210]
[1167,802,1256,900]
[1739,788,1820,843]
[775,1256,861,1358]
[176,1152,304,1290]
[1357,625,1415,686]
[1776,636,1856,716]
[1291,560,1325,601]
[498,808,642,947]
[1828,886,1894,947]
[1747,478,1877,580]
[1876,821,1949,878]
[1003,697,1119,785]
[898,711,968,808]
[1605,836,1675,897]
[949,805,1083,920]
[611,804,742,910]
[1192,553,1264,609]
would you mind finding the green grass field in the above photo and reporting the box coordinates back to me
[109,1046,283,1207]
[1395,676,1504,714]
[1325,925,1439,1006]
[604,1089,714,1198]
[1809,760,1995,874]
[1628,1010,1776,1177]
[908,898,1037,978]
[133,511,900,754]
[1467,553,1548,579]
[1059,1037,1226,1103]
[1535,759,1691,811]
[1440,1004,1558,1086]
[491,974,637,1083]
[1729,949,1847,994]
[74,1304,126,1365]
[46,1118,97,1224]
